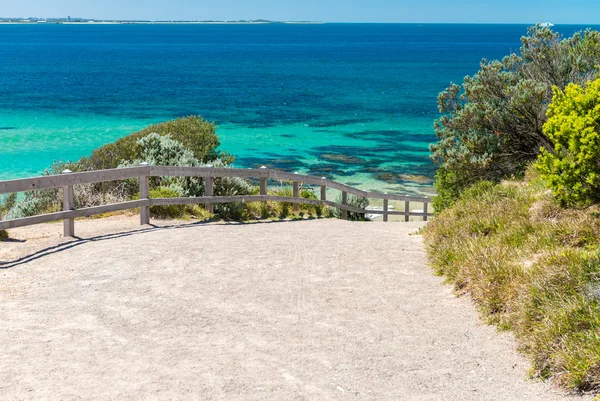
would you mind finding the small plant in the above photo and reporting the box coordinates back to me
[333,194,369,221]
[0,193,16,241]
[280,202,290,218]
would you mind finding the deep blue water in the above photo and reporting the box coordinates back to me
[1,23,598,194]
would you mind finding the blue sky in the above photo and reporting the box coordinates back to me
[2,0,598,23]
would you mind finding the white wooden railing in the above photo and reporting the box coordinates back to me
[0,165,433,237]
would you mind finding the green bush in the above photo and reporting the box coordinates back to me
[424,172,600,391]
[84,116,232,170]
[333,194,369,221]
[0,193,15,240]
[145,186,210,219]
[536,79,600,206]
[431,25,600,211]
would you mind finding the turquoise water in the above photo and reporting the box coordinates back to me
[1,23,597,194]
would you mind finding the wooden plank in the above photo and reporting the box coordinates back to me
[293,180,300,212]
[323,200,366,214]
[423,202,428,222]
[205,176,214,213]
[365,191,431,202]
[269,170,324,186]
[383,198,389,222]
[0,200,149,230]
[405,199,410,222]
[150,196,326,207]
[150,196,267,206]
[260,177,267,196]
[362,210,433,216]
[320,185,327,201]
[62,184,75,237]
[149,166,265,178]
[140,174,150,225]
[0,166,148,195]
[341,191,348,220]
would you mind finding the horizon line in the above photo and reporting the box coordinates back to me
[1,19,599,25]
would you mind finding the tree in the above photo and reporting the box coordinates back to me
[431,25,600,211]
[536,79,600,206]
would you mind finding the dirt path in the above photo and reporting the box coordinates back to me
[0,217,589,400]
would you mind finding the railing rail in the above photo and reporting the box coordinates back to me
[0,165,433,235]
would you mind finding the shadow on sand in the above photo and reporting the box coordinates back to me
[0,217,320,269]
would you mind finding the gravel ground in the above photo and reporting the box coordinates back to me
[0,216,591,400]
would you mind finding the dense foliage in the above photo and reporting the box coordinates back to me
[424,168,600,391]
[536,79,600,206]
[82,116,232,170]
[431,25,600,211]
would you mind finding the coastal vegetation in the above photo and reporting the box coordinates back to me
[2,116,336,224]
[424,168,600,391]
[427,24,600,391]
[431,25,600,211]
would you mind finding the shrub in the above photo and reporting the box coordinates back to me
[333,194,369,221]
[536,79,600,206]
[423,172,600,391]
[83,116,232,170]
[145,186,210,219]
[431,25,600,211]
[0,193,16,240]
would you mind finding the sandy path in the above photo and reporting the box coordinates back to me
[0,217,588,400]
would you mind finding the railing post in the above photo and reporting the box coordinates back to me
[260,166,268,197]
[320,177,327,202]
[423,202,428,222]
[205,173,214,214]
[139,162,150,225]
[62,169,75,237]
[383,196,389,222]
[404,195,410,222]
[293,172,300,213]
[341,191,348,220]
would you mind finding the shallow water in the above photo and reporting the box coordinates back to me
[1,23,596,194]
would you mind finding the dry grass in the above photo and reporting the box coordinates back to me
[424,166,600,392]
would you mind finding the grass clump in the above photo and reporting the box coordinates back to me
[423,166,600,392]
[231,185,332,221]
[142,186,212,220]
[1,193,16,241]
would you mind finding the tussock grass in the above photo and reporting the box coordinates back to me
[424,166,600,392]
[239,186,332,221]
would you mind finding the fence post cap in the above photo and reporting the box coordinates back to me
[61,169,72,174]
[139,162,149,166]
[205,164,213,168]
[260,166,267,169]
[293,171,299,175]
[321,176,326,180]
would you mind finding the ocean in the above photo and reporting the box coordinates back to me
[0,23,596,194]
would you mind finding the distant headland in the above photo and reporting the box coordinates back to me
[0,17,324,24]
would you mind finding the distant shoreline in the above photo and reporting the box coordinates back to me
[0,21,325,25]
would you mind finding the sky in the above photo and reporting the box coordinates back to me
[1,0,599,24]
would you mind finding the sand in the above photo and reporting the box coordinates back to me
[0,216,590,400]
